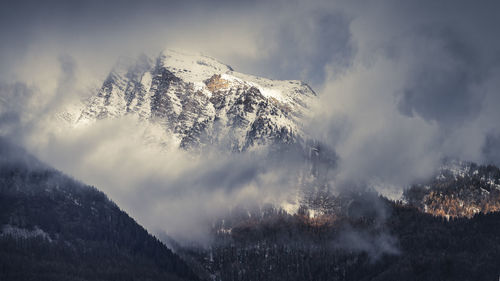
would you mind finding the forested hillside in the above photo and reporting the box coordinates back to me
[176,195,500,281]
[405,161,500,218]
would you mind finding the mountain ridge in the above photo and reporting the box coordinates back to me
[66,49,316,152]
[404,159,500,218]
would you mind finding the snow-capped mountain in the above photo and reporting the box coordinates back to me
[70,49,316,152]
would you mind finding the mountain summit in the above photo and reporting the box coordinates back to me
[71,49,316,151]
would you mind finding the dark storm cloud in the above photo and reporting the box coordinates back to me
[3,0,356,87]
[394,23,500,129]
[232,7,354,86]
[337,0,500,129]
[406,2,499,129]
[308,0,500,193]
[398,27,485,125]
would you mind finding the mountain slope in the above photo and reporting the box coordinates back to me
[68,50,316,152]
[0,138,199,281]
[404,160,500,218]
[175,195,500,281]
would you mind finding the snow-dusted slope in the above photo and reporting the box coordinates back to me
[73,49,316,151]
[404,159,500,218]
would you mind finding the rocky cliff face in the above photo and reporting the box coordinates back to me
[71,50,316,152]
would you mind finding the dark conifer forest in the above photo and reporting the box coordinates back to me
[0,140,198,281]
[175,198,500,281]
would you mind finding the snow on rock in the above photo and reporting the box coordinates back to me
[65,49,317,152]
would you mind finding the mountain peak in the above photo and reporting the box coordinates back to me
[160,49,234,77]
[67,50,317,151]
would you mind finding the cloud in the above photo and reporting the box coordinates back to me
[0,82,35,141]
[309,56,443,193]
[335,229,400,260]
[22,114,310,242]
[307,0,500,195]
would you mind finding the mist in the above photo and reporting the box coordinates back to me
[1,0,500,242]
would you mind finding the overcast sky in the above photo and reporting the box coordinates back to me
[1,0,500,240]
